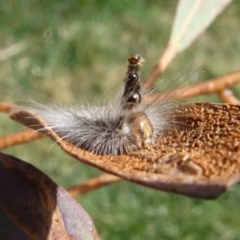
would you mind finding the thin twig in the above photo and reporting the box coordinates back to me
[0,102,16,113]
[147,70,240,102]
[218,89,240,104]
[144,44,178,89]
[67,174,121,198]
[0,129,44,150]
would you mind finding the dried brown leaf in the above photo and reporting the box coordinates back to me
[0,152,100,240]
[10,102,240,199]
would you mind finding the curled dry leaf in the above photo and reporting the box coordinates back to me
[10,102,240,199]
[0,152,99,240]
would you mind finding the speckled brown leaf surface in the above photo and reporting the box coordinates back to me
[0,152,100,240]
[10,102,240,199]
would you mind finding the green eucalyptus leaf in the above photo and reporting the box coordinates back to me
[170,0,232,52]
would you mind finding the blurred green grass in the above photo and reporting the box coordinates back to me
[1,1,240,239]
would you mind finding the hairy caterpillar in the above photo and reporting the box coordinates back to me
[26,55,184,155]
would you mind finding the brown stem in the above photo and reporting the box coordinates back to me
[144,44,178,89]
[0,129,44,150]
[0,102,16,114]
[218,89,240,104]
[148,70,240,102]
[67,174,121,198]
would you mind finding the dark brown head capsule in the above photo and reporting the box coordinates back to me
[128,54,141,65]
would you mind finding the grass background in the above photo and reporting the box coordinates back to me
[1,1,240,239]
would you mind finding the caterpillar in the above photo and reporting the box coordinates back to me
[27,54,183,155]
